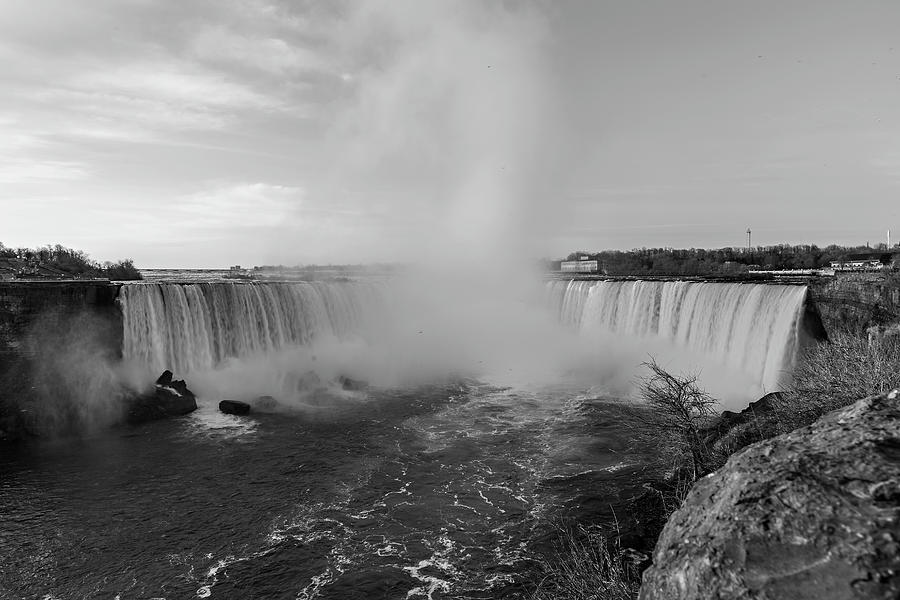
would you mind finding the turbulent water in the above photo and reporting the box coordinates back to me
[546,279,809,392]
[0,383,655,599]
[0,277,812,599]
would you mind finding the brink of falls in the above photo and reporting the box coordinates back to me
[119,281,386,374]
[546,279,812,393]
[119,279,815,398]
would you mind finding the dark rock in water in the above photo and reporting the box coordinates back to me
[170,378,190,396]
[337,375,368,391]
[253,395,278,412]
[155,370,173,386]
[126,373,198,425]
[639,389,900,600]
[219,400,251,415]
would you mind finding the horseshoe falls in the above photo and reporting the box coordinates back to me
[119,281,387,375]
[547,279,810,394]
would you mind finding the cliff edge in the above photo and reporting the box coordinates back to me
[640,390,900,600]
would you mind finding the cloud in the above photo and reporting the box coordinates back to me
[74,62,282,112]
[190,26,325,76]
[305,0,566,265]
[0,160,89,184]
[175,182,303,230]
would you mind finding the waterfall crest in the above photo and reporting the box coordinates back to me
[548,279,809,392]
[119,281,386,374]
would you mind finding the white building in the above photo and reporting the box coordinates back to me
[560,260,599,273]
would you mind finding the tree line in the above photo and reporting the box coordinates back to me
[562,243,893,276]
[0,242,142,280]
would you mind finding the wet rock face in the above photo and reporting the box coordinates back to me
[639,391,900,600]
[219,400,250,415]
[125,372,198,424]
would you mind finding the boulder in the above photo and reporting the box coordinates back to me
[155,370,173,386]
[744,391,780,416]
[639,390,900,600]
[701,391,784,455]
[219,400,251,415]
[125,372,198,424]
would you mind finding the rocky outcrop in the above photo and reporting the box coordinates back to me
[808,273,900,333]
[640,390,900,600]
[700,392,782,458]
[125,372,197,424]
[0,281,121,358]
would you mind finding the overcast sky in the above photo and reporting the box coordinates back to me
[2,0,899,267]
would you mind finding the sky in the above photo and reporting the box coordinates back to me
[1,0,900,267]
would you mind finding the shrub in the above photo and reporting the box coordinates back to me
[103,259,143,280]
[530,526,640,600]
[773,329,900,432]
[629,359,718,480]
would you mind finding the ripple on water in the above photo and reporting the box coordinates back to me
[2,383,654,600]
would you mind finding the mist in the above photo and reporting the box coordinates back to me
[311,0,567,265]
[28,2,777,426]
[167,1,764,413]
[21,310,147,436]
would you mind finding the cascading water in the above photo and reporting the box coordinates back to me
[119,281,387,374]
[548,279,809,392]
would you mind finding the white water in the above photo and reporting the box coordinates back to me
[119,279,809,409]
[547,279,809,394]
[120,281,386,375]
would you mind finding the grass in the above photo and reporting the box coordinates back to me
[531,329,900,599]
[529,526,640,600]
[773,328,900,432]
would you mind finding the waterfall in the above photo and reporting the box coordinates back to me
[548,279,809,392]
[119,281,386,374]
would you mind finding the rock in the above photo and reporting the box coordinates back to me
[219,400,251,415]
[170,378,190,396]
[743,391,780,416]
[639,390,900,600]
[155,370,173,386]
[125,374,198,425]
[701,391,784,453]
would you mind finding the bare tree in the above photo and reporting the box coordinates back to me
[632,358,718,480]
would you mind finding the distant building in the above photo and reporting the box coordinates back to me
[749,268,835,277]
[829,252,898,271]
[560,260,599,273]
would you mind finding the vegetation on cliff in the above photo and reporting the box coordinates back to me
[640,391,900,600]
[102,259,142,281]
[535,326,900,599]
[531,527,640,600]
[774,329,900,431]
[0,242,142,280]
[561,243,896,276]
